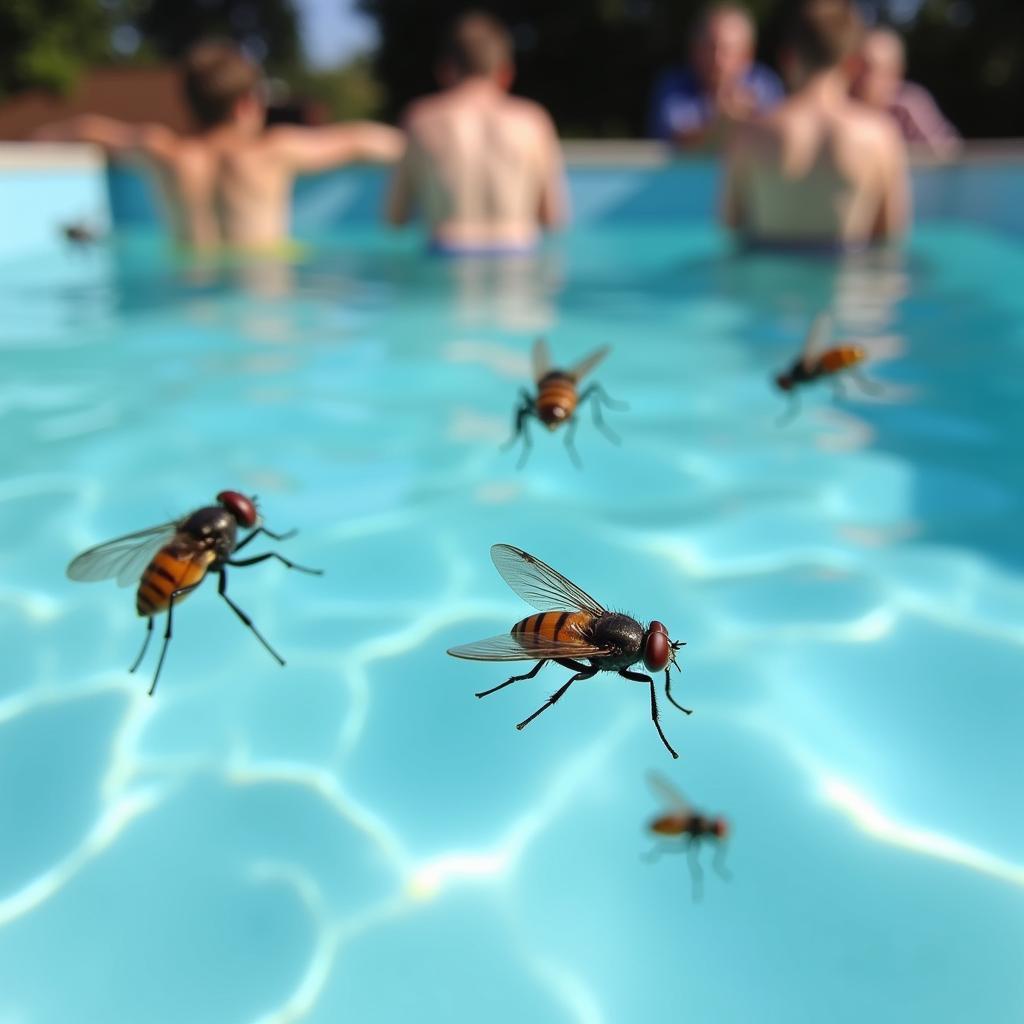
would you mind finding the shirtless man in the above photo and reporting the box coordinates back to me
[36,41,404,250]
[386,12,567,252]
[722,0,909,248]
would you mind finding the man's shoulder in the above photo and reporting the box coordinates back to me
[499,94,555,125]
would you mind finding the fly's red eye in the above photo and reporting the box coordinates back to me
[776,375,793,391]
[644,624,670,672]
[217,490,258,528]
[714,819,729,839]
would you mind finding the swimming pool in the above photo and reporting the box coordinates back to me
[1,158,1022,1023]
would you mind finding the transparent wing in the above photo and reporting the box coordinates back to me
[531,337,552,382]
[567,345,610,382]
[801,313,833,370]
[490,544,606,615]
[67,520,180,587]
[647,771,693,814]
[447,630,612,662]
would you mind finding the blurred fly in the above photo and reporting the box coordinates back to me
[66,490,322,695]
[61,221,103,248]
[775,313,878,424]
[503,338,626,468]
[447,544,689,757]
[644,771,731,900]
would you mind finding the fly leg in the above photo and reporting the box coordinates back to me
[234,525,298,553]
[850,368,884,397]
[665,665,692,716]
[712,841,732,882]
[476,659,547,698]
[578,384,626,444]
[687,838,705,902]
[515,664,597,730]
[641,841,680,864]
[129,617,154,675]
[147,585,199,696]
[216,568,286,666]
[227,551,323,575]
[563,415,583,469]
[831,376,849,403]
[619,668,679,759]
[500,391,535,469]
[775,391,800,427]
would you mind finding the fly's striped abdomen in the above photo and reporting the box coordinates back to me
[818,346,865,375]
[536,373,578,427]
[511,610,594,644]
[136,546,214,617]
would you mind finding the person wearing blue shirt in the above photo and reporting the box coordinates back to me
[649,4,784,148]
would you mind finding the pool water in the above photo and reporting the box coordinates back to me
[1,220,1022,1023]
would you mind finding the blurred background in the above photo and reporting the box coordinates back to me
[1,0,1022,139]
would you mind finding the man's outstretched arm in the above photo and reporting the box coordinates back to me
[33,115,176,162]
[273,122,405,175]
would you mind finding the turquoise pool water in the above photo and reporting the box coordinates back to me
[1,214,1022,1023]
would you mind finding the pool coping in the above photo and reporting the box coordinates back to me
[2,139,1024,170]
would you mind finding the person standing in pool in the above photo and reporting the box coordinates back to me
[385,11,568,253]
[35,41,404,251]
[721,0,910,249]
[852,27,961,161]
[648,3,784,150]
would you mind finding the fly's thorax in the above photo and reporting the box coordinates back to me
[536,371,577,428]
[589,612,644,668]
[179,506,238,561]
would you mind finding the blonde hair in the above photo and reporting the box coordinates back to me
[786,0,864,72]
[443,12,513,78]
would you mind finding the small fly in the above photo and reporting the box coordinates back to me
[503,338,626,468]
[66,491,321,695]
[775,313,879,424]
[644,772,731,900]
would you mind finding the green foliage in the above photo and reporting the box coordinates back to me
[291,58,385,122]
[133,0,304,77]
[0,0,113,98]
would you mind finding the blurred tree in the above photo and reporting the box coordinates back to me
[291,57,384,121]
[900,0,1024,138]
[0,0,113,98]
[131,0,304,77]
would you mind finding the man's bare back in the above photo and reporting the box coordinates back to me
[724,78,909,246]
[386,13,566,251]
[389,81,564,249]
[36,42,403,250]
[40,116,403,250]
[723,0,910,248]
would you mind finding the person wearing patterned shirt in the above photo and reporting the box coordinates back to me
[852,28,961,160]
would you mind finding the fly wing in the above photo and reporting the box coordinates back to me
[647,771,693,814]
[490,544,606,615]
[531,337,552,382]
[801,313,833,371]
[67,520,180,587]
[447,630,612,662]
[566,345,610,382]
